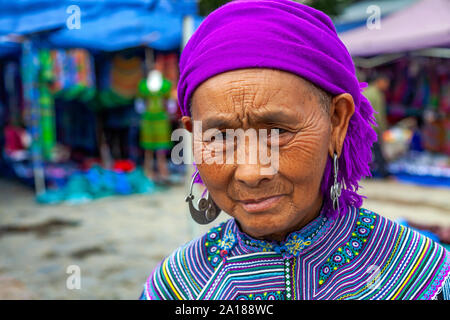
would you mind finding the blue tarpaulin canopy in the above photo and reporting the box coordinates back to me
[0,0,164,35]
[0,0,201,56]
[48,8,203,51]
[0,40,19,57]
[0,0,74,35]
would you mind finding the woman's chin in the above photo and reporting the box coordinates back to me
[234,211,293,241]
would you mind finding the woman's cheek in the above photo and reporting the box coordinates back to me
[279,132,329,183]
[198,162,237,215]
[197,162,232,190]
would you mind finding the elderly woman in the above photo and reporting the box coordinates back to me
[141,0,449,300]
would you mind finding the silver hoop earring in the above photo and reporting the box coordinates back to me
[330,152,342,212]
[185,171,221,224]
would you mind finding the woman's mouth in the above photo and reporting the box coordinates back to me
[239,195,283,213]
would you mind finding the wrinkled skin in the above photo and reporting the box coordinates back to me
[182,68,354,241]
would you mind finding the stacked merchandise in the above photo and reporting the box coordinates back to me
[36,162,157,204]
[388,150,450,187]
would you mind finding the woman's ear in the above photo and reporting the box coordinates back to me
[328,93,355,157]
[181,116,193,133]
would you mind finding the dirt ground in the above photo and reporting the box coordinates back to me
[0,177,449,299]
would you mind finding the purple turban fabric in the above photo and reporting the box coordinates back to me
[177,0,377,217]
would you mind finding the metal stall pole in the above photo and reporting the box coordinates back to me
[143,47,156,179]
[22,38,46,197]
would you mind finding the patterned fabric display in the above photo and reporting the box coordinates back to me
[50,49,96,102]
[110,54,144,98]
[22,42,56,162]
[142,207,450,300]
[22,40,43,166]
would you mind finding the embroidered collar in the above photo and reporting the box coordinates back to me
[233,206,334,258]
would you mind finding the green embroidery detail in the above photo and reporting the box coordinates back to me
[205,223,236,268]
[318,209,377,286]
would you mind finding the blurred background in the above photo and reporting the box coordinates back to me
[0,0,449,299]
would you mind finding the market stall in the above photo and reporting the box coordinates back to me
[339,0,450,187]
[0,0,203,203]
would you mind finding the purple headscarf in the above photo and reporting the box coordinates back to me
[177,0,377,217]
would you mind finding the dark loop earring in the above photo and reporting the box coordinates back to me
[185,171,221,224]
[330,152,342,212]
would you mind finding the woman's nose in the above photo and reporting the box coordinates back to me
[234,163,274,188]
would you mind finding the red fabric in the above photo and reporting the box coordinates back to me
[4,125,25,153]
[113,159,136,172]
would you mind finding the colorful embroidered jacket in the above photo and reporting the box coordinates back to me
[141,207,450,300]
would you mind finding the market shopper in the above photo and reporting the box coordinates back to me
[141,0,449,300]
[363,73,392,178]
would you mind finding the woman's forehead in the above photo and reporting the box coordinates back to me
[199,107,305,130]
[191,68,316,119]
[195,68,309,95]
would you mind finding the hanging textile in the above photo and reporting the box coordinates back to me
[158,53,180,121]
[54,101,98,154]
[50,49,96,102]
[3,62,23,125]
[38,49,56,160]
[97,52,144,109]
[110,54,144,98]
[21,39,46,193]
[22,40,41,155]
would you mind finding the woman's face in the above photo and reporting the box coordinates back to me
[183,68,353,241]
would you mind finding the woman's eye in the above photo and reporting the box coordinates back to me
[271,128,288,135]
[213,131,227,140]
[266,128,295,147]
[205,131,227,144]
